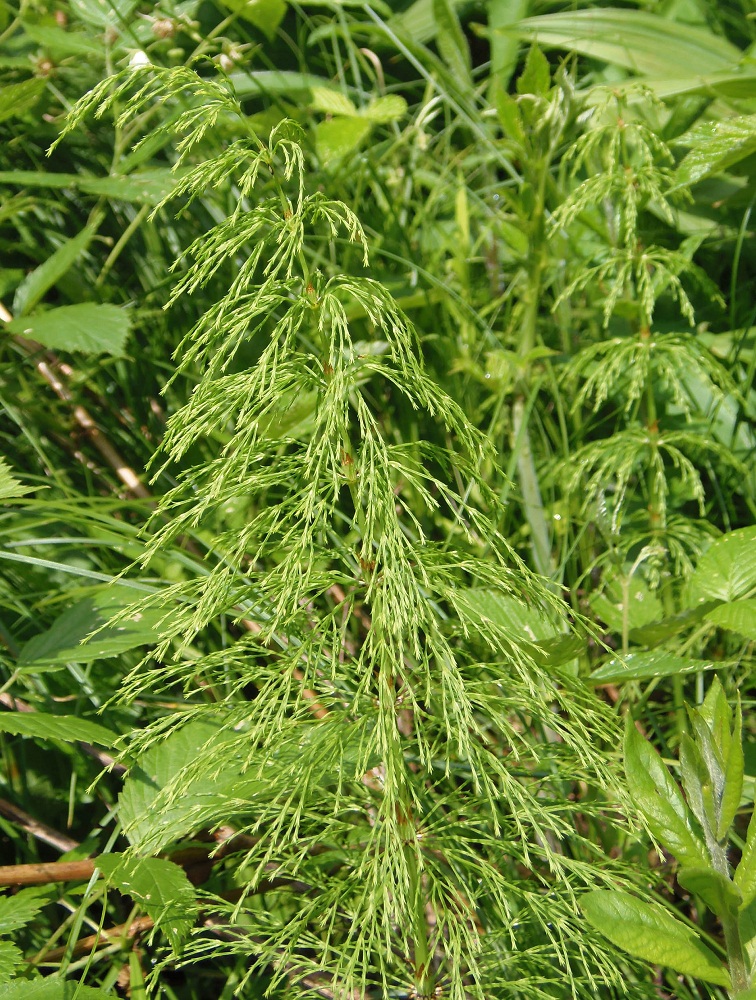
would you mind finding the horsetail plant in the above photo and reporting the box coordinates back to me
[40,65,666,1000]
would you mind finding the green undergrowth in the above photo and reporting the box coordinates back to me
[0,1,754,998]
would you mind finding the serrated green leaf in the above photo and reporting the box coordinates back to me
[359,95,407,124]
[686,528,756,605]
[0,942,21,985]
[97,854,197,953]
[12,224,97,317]
[21,24,102,57]
[511,10,741,79]
[0,458,33,501]
[7,304,131,356]
[69,0,138,27]
[0,976,114,999]
[311,86,357,117]
[678,866,741,918]
[494,91,525,144]
[516,45,550,97]
[628,602,717,647]
[590,652,716,685]
[0,887,49,935]
[688,710,725,835]
[624,719,708,865]
[675,116,756,189]
[705,599,756,641]
[119,719,256,852]
[0,78,46,126]
[580,889,730,986]
[216,0,285,37]
[18,588,164,667]
[315,118,372,168]
[590,572,663,633]
[0,712,116,747]
[455,588,559,642]
[229,70,341,101]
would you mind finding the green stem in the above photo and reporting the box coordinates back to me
[95,204,150,288]
[707,840,749,995]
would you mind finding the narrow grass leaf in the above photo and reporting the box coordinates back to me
[12,224,97,317]
[511,10,741,77]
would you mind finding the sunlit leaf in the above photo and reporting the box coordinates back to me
[7,303,131,355]
[581,889,730,987]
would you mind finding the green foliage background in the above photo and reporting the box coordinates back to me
[0,0,755,998]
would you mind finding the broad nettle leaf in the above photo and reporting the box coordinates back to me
[705,598,756,641]
[7,304,131,356]
[675,115,756,189]
[580,889,730,987]
[624,720,708,865]
[216,0,286,38]
[97,854,197,953]
[680,733,710,835]
[686,527,756,605]
[360,95,408,124]
[516,44,550,97]
[0,942,21,986]
[0,887,49,935]
[0,458,33,501]
[454,588,559,642]
[590,572,663,633]
[119,718,261,852]
[310,86,357,116]
[512,9,740,79]
[0,712,116,747]
[0,170,176,206]
[315,118,372,167]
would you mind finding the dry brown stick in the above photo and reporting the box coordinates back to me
[0,860,96,886]
[0,798,79,853]
[0,300,150,500]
